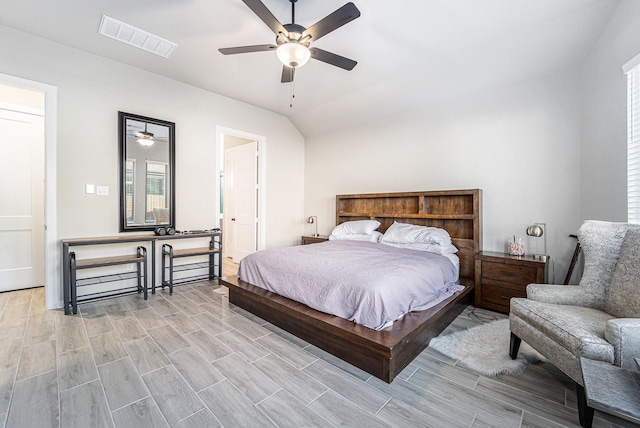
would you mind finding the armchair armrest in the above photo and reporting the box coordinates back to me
[526,283,598,307]
[605,318,640,370]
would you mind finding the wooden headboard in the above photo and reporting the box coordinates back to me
[336,189,482,282]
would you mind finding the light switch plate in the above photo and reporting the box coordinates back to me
[96,185,109,196]
[85,184,95,194]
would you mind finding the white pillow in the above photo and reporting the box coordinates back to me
[380,222,452,247]
[380,241,458,254]
[329,231,383,242]
[331,220,381,236]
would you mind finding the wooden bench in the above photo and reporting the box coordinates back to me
[161,242,220,294]
[68,246,148,314]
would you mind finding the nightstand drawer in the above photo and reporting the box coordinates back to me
[480,261,538,284]
[479,279,528,310]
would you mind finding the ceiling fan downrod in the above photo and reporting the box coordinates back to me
[290,0,297,25]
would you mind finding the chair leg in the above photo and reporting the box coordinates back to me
[576,383,594,428]
[509,333,522,359]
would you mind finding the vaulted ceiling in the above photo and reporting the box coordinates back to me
[0,0,619,137]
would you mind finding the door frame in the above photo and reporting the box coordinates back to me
[0,73,58,309]
[215,126,266,254]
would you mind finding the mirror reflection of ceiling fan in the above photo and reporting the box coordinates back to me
[126,121,169,145]
[219,0,361,83]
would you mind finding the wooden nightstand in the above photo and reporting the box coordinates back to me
[475,251,549,313]
[301,235,329,245]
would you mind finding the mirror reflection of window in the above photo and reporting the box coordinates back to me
[145,161,168,224]
[125,159,136,224]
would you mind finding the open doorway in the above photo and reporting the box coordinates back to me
[215,127,266,267]
[0,74,57,308]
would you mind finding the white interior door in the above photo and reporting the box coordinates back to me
[0,109,45,291]
[224,148,236,258]
[225,141,258,263]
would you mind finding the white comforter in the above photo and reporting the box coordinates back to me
[238,240,462,330]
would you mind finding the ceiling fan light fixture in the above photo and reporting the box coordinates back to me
[136,131,155,146]
[276,42,310,68]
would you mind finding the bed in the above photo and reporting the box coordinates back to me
[220,189,482,383]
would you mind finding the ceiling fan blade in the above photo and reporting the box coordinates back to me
[281,66,295,83]
[242,0,286,35]
[309,48,357,71]
[303,2,360,42]
[219,44,277,55]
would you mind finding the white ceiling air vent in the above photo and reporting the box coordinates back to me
[98,15,177,58]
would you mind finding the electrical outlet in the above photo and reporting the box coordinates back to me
[85,184,95,194]
[126,263,135,272]
[96,185,109,196]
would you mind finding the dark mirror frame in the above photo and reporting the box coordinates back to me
[118,111,176,232]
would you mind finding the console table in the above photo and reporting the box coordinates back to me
[62,232,222,314]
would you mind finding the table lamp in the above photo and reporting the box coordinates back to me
[306,216,318,237]
[526,223,547,261]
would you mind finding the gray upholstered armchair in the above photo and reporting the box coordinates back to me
[509,220,640,427]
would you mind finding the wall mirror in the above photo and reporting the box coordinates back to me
[118,112,175,232]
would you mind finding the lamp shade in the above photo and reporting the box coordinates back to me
[526,224,544,237]
[277,42,311,68]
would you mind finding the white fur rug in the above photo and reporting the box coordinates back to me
[429,319,546,376]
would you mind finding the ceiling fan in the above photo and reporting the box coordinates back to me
[219,0,360,83]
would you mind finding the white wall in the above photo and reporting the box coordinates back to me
[581,0,640,221]
[305,70,582,282]
[0,24,305,307]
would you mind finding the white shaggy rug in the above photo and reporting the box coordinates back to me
[429,319,546,376]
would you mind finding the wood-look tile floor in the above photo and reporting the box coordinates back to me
[0,261,636,427]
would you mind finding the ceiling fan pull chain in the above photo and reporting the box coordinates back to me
[290,81,295,108]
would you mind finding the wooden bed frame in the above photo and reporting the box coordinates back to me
[220,189,482,383]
